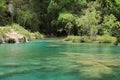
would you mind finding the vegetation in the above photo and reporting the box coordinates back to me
[0,0,120,45]
[0,24,42,43]
[64,35,116,44]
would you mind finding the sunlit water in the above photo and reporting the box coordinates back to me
[0,38,120,80]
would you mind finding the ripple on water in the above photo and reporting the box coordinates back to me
[0,39,120,80]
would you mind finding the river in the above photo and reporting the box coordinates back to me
[0,38,120,80]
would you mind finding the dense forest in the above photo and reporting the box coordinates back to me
[0,0,120,44]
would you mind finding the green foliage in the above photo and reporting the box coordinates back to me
[64,36,81,42]
[112,21,120,44]
[1,24,31,38]
[58,13,75,22]
[96,35,116,43]
[57,13,76,35]
[33,32,43,39]
[13,0,40,31]
[11,24,32,38]
[102,14,118,35]
[0,0,6,10]
[116,0,120,4]
[45,0,87,36]
[76,2,101,38]
[65,35,116,44]
[101,14,120,45]
[48,0,59,13]
[0,0,120,45]
[48,0,86,14]
[0,0,8,25]
[0,24,43,40]
[64,36,91,43]
[97,0,116,8]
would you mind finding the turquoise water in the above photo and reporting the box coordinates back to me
[0,38,120,80]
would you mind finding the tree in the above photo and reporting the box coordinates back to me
[0,0,6,10]
[112,21,120,45]
[102,14,120,45]
[45,0,87,36]
[0,0,7,25]
[57,13,76,35]
[76,2,101,38]
[12,0,40,31]
[102,14,117,35]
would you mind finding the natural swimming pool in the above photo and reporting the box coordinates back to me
[0,38,120,80]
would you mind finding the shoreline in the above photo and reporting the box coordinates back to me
[0,24,43,44]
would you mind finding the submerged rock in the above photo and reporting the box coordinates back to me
[76,61,99,66]
[80,66,114,79]
[59,52,119,79]
[79,61,115,79]
[98,61,120,67]
[47,45,61,48]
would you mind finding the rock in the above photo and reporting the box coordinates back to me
[6,38,16,43]
[0,39,2,43]
[3,29,27,43]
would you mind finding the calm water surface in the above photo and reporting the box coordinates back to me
[0,38,120,80]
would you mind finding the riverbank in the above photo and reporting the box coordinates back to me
[64,35,117,44]
[0,24,43,43]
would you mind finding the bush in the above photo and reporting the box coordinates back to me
[0,24,32,39]
[81,36,91,43]
[64,36,91,43]
[64,35,116,44]
[33,32,43,39]
[64,36,81,42]
[96,35,116,43]
[11,24,32,39]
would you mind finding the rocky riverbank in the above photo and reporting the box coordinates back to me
[0,24,43,43]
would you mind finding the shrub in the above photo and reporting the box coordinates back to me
[0,24,32,39]
[81,36,91,43]
[64,36,81,42]
[96,35,116,43]
[33,32,41,39]
[11,24,32,39]
[64,35,116,44]
[64,36,91,43]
